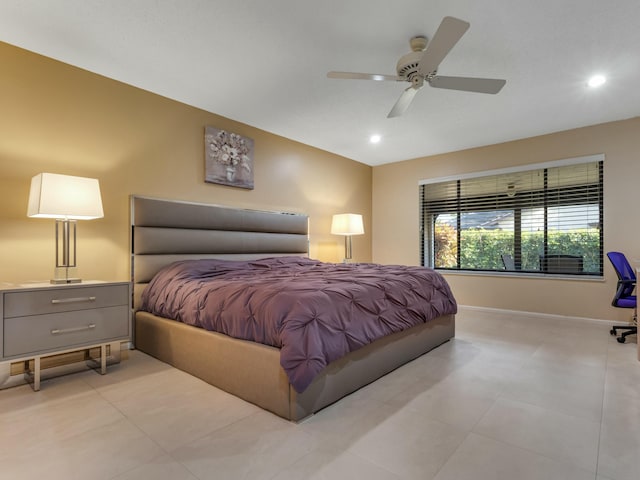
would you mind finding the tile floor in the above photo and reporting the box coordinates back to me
[0,309,638,480]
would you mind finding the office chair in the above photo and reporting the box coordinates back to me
[539,254,584,273]
[607,251,637,343]
[501,253,515,270]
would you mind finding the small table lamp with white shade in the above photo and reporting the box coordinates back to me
[331,213,364,263]
[27,173,104,284]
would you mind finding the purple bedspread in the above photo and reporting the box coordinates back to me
[141,257,457,392]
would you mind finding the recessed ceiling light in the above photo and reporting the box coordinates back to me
[587,74,606,88]
[369,134,381,144]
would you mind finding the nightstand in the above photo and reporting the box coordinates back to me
[0,281,131,390]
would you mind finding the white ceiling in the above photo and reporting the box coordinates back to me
[1,1,639,166]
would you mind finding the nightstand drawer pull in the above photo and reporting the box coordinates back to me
[51,296,97,305]
[51,324,96,335]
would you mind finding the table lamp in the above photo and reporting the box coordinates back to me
[331,213,364,263]
[27,173,104,284]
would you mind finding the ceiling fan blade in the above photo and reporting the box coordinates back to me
[327,71,402,81]
[418,16,470,76]
[429,75,506,94]
[387,86,419,118]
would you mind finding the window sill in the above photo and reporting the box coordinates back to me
[436,269,604,282]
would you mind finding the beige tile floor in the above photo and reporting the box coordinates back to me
[0,309,638,480]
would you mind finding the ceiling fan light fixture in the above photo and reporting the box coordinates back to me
[587,74,606,88]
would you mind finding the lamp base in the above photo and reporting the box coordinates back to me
[52,266,81,284]
[50,278,82,285]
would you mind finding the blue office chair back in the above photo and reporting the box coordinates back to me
[606,251,636,308]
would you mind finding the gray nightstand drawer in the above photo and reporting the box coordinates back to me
[3,284,129,318]
[3,305,129,358]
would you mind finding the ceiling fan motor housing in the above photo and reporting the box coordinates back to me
[396,36,431,80]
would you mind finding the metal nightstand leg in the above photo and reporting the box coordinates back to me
[100,343,107,374]
[24,357,41,391]
[86,343,109,375]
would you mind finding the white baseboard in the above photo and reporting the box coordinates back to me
[457,304,621,326]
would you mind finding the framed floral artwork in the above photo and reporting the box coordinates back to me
[204,126,254,189]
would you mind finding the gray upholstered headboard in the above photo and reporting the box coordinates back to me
[130,196,309,309]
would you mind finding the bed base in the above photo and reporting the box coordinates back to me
[135,311,454,421]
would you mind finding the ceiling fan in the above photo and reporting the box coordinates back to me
[327,16,506,118]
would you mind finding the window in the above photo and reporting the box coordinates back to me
[420,155,603,276]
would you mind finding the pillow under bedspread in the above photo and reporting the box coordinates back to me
[140,256,457,393]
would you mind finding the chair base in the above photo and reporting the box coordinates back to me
[610,325,637,343]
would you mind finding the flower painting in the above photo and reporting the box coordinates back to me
[205,126,254,189]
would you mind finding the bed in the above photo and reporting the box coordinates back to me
[131,196,456,421]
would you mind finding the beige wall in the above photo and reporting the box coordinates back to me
[373,117,640,321]
[0,42,372,284]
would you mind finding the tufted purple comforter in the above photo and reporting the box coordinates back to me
[141,257,457,392]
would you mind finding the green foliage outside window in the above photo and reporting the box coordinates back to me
[434,226,600,272]
[434,223,457,268]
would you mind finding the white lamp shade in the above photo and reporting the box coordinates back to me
[27,173,104,220]
[331,213,364,236]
